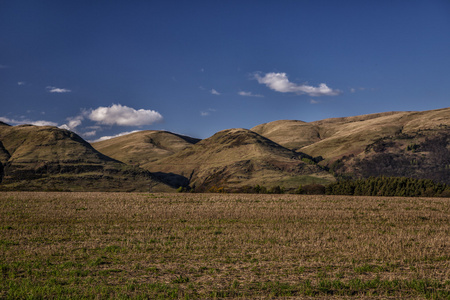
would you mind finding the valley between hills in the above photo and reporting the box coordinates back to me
[0,107,449,192]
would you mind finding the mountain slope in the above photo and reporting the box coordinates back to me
[142,128,334,191]
[0,124,173,191]
[252,111,408,157]
[92,130,200,166]
[253,107,450,184]
[252,108,450,160]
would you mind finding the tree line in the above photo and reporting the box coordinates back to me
[325,176,450,197]
[187,176,450,197]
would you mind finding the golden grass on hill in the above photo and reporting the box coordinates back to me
[0,125,172,192]
[252,107,450,161]
[1,192,449,298]
[142,129,334,191]
[92,130,200,166]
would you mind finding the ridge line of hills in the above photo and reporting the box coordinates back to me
[1,107,449,192]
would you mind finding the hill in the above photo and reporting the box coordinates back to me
[2,107,448,191]
[142,128,334,191]
[252,108,450,184]
[0,124,173,192]
[252,111,408,156]
[92,130,200,166]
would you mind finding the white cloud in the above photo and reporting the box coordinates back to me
[88,104,163,126]
[200,108,216,117]
[211,89,221,95]
[31,120,59,126]
[59,124,71,130]
[90,130,141,143]
[350,87,366,93]
[0,117,57,127]
[254,72,341,97]
[46,86,71,93]
[0,117,11,124]
[67,116,83,129]
[310,99,320,104]
[83,130,97,137]
[238,91,264,97]
[85,125,102,130]
[59,115,84,132]
[18,81,25,86]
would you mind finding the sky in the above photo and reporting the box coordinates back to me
[1,0,449,141]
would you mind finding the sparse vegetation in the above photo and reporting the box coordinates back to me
[1,192,449,298]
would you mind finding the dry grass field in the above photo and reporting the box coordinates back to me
[1,192,449,299]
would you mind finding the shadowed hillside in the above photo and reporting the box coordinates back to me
[142,128,334,191]
[0,124,173,192]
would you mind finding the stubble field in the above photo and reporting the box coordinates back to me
[0,192,449,299]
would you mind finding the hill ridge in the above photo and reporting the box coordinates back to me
[1,107,449,191]
[253,107,450,184]
[143,128,333,191]
[0,125,173,191]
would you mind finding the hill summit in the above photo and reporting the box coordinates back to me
[92,130,200,166]
[1,107,449,191]
[252,108,450,184]
[0,125,172,191]
[141,128,333,192]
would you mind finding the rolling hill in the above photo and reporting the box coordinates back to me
[140,128,334,191]
[92,130,200,166]
[1,107,448,191]
[0,123,173,192]
[252,108,450,184]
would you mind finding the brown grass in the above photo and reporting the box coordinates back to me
[252,107,450,161]
[1,192,449,298]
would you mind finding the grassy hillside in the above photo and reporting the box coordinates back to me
[92,130,200,166]
[143,128,334,191]
[0,124,173,192]
[253,108,450,160]
[252,111,409,159]
[253,108,450,184]
[2,107,448,191]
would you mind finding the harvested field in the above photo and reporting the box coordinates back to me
[0,192,449,298]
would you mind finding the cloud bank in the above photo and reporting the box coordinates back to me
[59,104,163,138]
[90,130,141,143]
[254,72,341,97]
[0,117,57,127]
[88,104,163,126]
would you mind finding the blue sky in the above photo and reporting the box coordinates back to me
[1,1,449,140]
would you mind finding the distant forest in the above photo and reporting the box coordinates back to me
[202,176,450,197]
[325,176,450,197]
[332,132,450,185]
